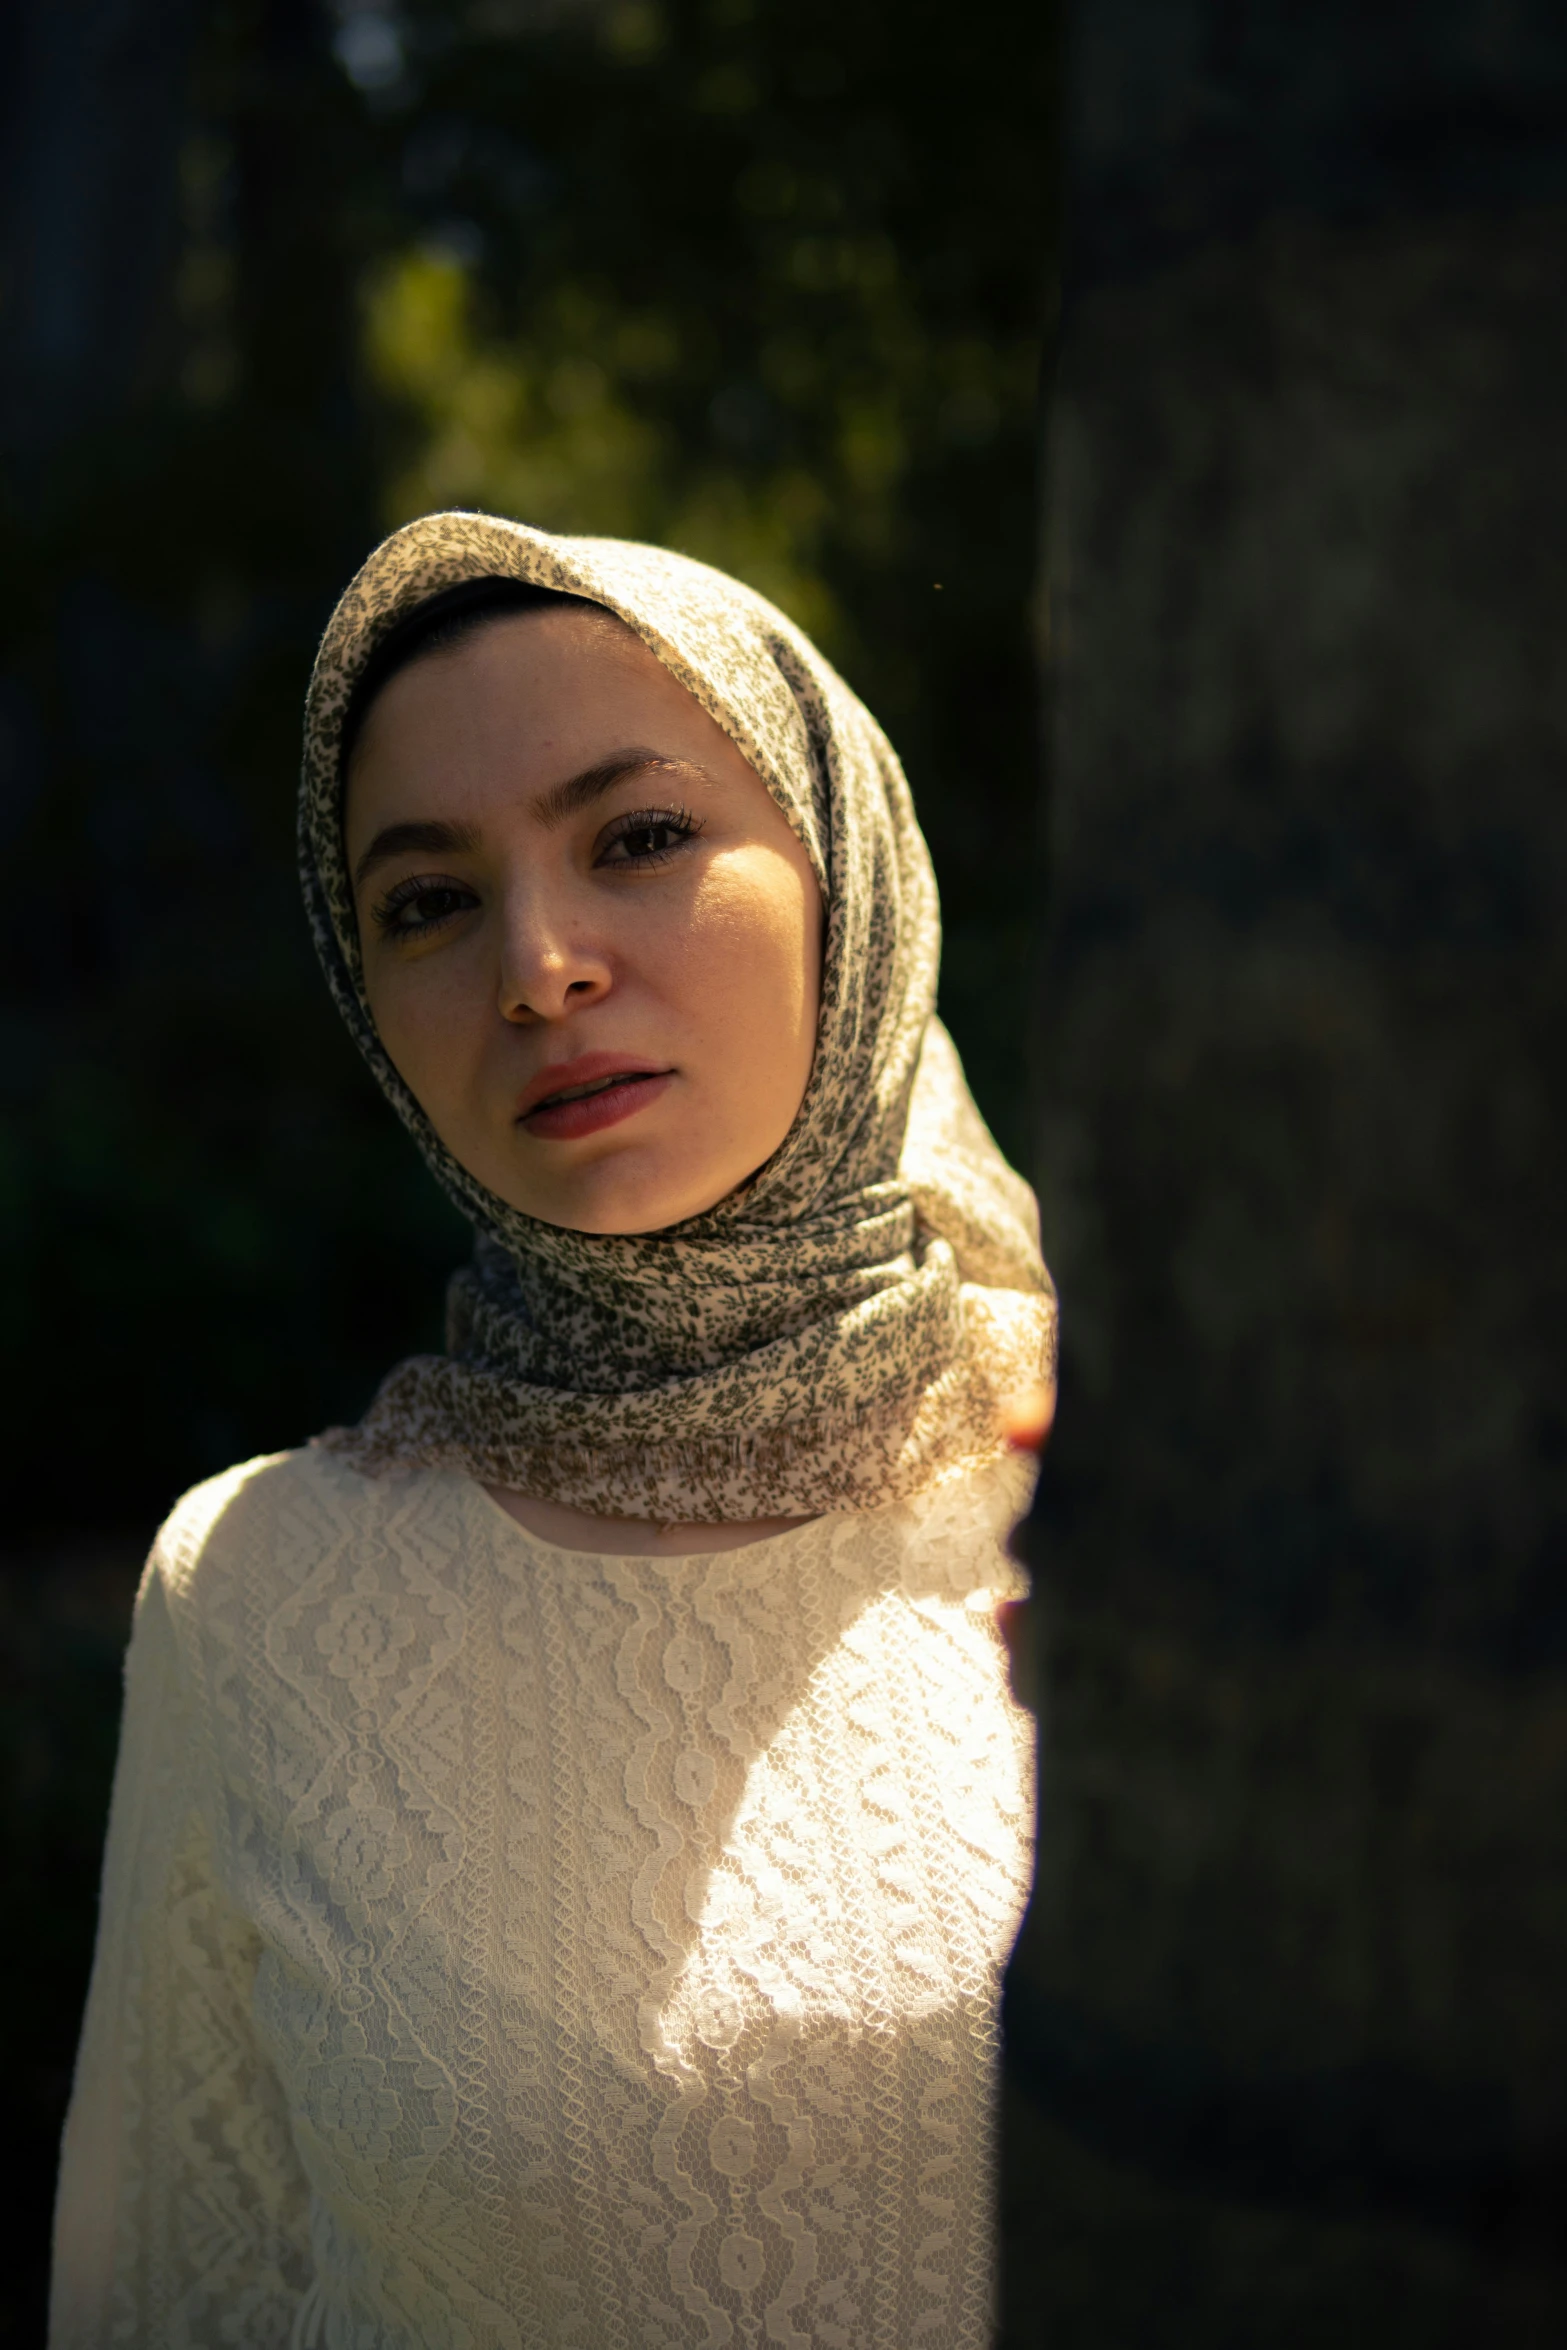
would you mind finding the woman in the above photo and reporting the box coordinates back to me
[51,512,1055,2349]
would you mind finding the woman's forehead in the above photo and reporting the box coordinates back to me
[351,615,752,785]
[343,598,817,860]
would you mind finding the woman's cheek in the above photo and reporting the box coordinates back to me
[676,871,816,1139]
[681,853,813,1000]
[373,954,485,1122]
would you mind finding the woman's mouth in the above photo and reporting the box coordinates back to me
[517,1056,673,1142]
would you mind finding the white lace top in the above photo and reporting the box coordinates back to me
[51,1446,1033,2349]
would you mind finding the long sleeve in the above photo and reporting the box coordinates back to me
[50,1554,314,2348]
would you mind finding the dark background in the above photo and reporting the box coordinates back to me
[0,1,1054,2336]
[6,2,1567,2344]
[1006,3,1567,2343]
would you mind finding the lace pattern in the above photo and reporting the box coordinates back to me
[52,1445,1033,2348]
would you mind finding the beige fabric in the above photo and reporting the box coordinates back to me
[51,1445,1034,2348]
[299,512,1055,1519]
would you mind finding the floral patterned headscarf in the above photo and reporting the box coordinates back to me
[301,510,1054,1519]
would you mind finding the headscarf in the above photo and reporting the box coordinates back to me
[300,510,1055,1520]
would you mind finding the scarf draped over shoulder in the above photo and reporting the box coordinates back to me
[300,511,1055,1519]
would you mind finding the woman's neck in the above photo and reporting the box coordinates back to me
[483,1485,817,1557]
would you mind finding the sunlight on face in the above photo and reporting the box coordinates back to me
[344,607,823,1236]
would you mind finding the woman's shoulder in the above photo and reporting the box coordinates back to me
[150,1442,429,1607]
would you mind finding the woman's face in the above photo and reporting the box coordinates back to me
[344,606,823,1236]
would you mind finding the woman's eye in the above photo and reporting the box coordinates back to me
[372,879,478,939]
[599,808,701,866]
[618,822,681,859]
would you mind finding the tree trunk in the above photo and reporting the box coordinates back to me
[1006,7,1567,2341]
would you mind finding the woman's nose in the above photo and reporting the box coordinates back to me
[495,885,612,1023]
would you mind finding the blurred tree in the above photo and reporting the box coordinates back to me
[1,0,198,442]
[1006,3,1567,2341]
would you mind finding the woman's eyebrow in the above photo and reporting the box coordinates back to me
[353,752,709,886]
[353,818,481,888]
[530,749,705,831]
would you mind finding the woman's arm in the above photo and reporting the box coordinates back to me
[998,1383,1055,1712]
[50,1554,313,2347]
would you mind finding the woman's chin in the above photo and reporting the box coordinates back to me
[493,1160,729,1237]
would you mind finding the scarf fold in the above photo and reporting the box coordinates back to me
[300,510,1054,1518]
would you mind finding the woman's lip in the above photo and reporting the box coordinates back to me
[520,1070,673,1142]
[515,1051,670,1121]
